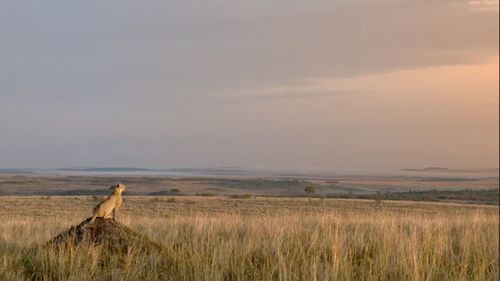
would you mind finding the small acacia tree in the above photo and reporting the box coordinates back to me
[304,185,316,200]
[374,191,384,204]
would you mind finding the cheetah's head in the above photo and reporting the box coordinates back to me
[110,183,126,193]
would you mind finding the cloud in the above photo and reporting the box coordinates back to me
[226,90,367,101]
[469,0,499,11]
[1,0,498,100]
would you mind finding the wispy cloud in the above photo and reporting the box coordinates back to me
[225,79,375,101]
[469,0,499,11]
[234,90,367,101]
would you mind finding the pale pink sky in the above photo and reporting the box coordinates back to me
[1,1,498,171]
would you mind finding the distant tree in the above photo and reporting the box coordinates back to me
[304,185,316,200]
[374,191,384,204]
[171,188,180,193]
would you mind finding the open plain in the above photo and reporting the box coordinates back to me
[0,174,498,204]
[0,195,498,281]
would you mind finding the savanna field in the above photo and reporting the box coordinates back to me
[1,0,499,280]
[0,196,498,281]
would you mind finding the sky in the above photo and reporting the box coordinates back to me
[0,0,498,172]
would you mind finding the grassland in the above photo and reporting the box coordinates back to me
[0,174,498,205]
[0,196,498,281]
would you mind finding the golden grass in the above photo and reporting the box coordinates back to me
[0,197,498,281]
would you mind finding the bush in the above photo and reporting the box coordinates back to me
[229,194,253,199]
[195,193,217,197]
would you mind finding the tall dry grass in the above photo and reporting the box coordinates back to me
[1,204,498,281]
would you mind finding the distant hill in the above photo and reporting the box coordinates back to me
[402,167,499,174]
[0,168,34,174]
[58,167,159,172]
[402,167,449,172]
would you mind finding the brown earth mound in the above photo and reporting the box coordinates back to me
[45,218,166,254]
[22,219,171,280]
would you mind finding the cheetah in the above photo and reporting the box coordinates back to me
[89,183,126,223]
